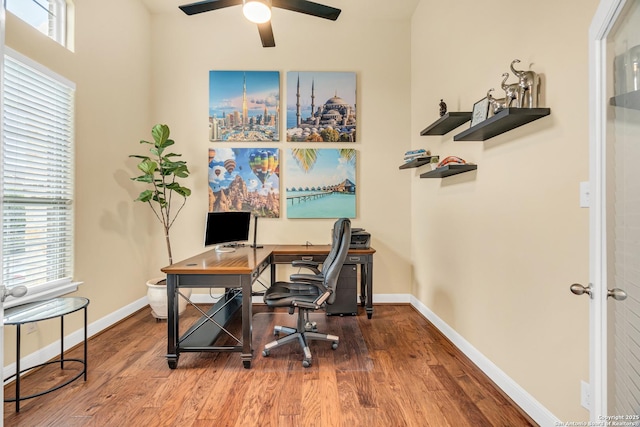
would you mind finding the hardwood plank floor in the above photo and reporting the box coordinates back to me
[4,304,537,426]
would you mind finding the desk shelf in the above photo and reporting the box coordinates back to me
[610,90,640,110]
[399,156,438,169]
[453,107,551,141]
[420,112,472,135]
[420,164,477,178]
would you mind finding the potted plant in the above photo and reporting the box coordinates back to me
[130,124,192,319]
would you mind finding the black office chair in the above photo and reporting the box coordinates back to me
[288,221,344,284]
[262,218,352,367]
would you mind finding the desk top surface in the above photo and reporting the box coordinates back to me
[161,245,376,275]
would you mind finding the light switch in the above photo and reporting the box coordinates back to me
[580,181,590,208]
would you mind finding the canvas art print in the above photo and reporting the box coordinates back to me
[208,148,280,217]
[285,149,356,219]
[209,71,280,142]
[286,71,356,142]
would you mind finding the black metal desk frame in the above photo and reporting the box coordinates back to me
[3,297,89,412]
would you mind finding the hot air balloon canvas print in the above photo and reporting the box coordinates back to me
[285,149,356,219]
[209,71,280,142]
[208,148,280,217]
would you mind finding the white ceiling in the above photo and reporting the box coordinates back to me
[140,0,420,21]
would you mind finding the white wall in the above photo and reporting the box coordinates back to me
[410,0,599,421]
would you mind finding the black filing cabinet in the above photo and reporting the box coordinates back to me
[326,264,358,316]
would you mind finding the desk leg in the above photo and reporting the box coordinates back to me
[166,274,179,369]
[365,257,374,319]
[241,275,253,369]
[270,264,276,285]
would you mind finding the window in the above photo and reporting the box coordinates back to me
[2,48,77,307]
[6,0,67,47]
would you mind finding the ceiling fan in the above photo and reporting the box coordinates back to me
[178,0,341,48]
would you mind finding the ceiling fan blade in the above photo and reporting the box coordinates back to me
[179,0,242,15]
[272,0,341,20]
[257,22,276,47]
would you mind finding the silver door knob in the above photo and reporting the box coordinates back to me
[607,288,627,301]
[570,283,592,297]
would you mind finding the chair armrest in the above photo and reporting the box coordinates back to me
[289,273,323,283]
[291,260,321,275]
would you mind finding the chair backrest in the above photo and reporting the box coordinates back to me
[322,218,351,305]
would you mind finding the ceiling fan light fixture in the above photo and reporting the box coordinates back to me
[243,0,272,24]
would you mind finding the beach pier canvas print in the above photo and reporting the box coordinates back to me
[286,71,356,142]
[285,149,356,219]
[209,71,280,142]
[208,148,280,217]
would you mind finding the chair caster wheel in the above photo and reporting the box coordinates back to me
[302,359,311,368]
[262,349,270,357]
[332,342,338,350]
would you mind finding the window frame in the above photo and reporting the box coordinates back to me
[2,47,80,308]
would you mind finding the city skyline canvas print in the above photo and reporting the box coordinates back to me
[285,149,356,219]
[209,71,280,142]
[208,148,280,218]
[286,71,356,142]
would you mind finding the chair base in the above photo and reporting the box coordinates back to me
[262,310,339,367]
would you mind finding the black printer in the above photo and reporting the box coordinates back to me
[350,228,371,249]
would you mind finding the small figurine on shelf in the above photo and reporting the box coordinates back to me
[439,99,447,116]
[510,59,541,108]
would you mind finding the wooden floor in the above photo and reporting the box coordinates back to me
[4,304,536,426]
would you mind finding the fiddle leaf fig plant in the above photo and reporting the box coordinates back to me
[130,124,191,265]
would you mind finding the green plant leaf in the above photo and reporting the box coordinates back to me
[152,124,170,146]
[137,159,157,174]
[135,189,153,202]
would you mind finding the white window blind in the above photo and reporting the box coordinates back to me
[2,49,76,302]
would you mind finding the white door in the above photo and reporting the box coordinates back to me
[584,0,640,420]
[0,1,6,421]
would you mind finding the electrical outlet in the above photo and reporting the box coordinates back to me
[581,380,590,410]
[25,323,37,334]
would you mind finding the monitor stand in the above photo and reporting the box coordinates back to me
[215,245,236,253]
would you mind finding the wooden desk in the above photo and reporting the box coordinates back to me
[161,245,375,369]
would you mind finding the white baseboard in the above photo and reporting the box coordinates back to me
[409,295,560,427]
[4,292,559,426]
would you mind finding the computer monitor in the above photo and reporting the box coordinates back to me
[204,211,251,253]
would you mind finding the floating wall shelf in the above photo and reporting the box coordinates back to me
[610,90,640,110]
[453,107,551,142]
[420,164,477,178]
[420,112,472,136]
[399,156,438,170]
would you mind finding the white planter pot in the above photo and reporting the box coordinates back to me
[146,277,192,319]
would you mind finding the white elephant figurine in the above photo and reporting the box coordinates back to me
[510,59,541,108]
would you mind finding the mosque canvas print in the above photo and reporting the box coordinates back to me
[286,71,356,142]
[285,148,356,219]
[208,148,280,218]
[209,71,280,142]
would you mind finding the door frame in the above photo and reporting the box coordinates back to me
[588,0,628,418]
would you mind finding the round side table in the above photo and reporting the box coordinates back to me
[3,297,89,412]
